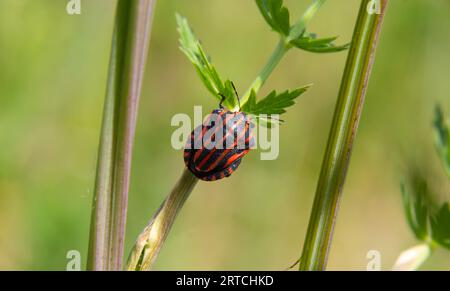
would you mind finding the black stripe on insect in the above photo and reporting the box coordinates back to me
[184,83,255,181]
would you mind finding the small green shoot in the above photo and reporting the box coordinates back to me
[433,105,450,178]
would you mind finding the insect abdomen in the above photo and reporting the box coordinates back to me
[184,109,253,181]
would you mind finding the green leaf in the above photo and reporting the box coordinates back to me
[433,105,450,178]
[255,0,291,37]
[401,172,450,250]
[241,85,310,126]
[241,86,309,115]
[176,14,237,109]
[241,90,257,113]
[290,33,350,53]
[401,180,430,242]
[430,203,450,250]
[287,0,326,41]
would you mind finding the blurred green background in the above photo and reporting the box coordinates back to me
[0,0,449,270]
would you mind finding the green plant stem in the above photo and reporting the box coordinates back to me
[125,0,330,270]
[241,40,288,105]
[299,0,388,271]
[87,0,156,271]
[287,0,327,41]
[241,0,327,106]
[124,34,289,272]
[126,168,198,271]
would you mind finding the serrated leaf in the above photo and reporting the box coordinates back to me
[241,86,309,128]
[290,33,350,53]
[242,85,310,116]
[255,0,291,36]
[433,105,450,178]
[176,14,237,109]
[400,107,450,251]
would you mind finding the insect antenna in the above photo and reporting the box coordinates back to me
[231,81,241,110]
[218,93,226,109]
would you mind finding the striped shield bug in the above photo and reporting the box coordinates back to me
[184,83,254,181]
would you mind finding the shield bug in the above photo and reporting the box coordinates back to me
[184,83,254,181]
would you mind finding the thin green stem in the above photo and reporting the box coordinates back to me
[241,40,288,105]
[241,0,327,106]
[126,169,198,271]
[87,0,156,271]
[299,0,388,271]
[124,0,330,271]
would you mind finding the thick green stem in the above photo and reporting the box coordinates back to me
[87,0,156,271]
[126,169,198,271]
[299,0,388,271]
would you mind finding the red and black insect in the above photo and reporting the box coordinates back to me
[184,84,254,181]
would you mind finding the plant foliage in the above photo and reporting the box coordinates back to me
[177,0,348,126]
[256,0,291,37]
[433,105,450,177]
[176,14,238,109]
[401,178,450,250]
[290,33,350,53]
[401,105,450,251]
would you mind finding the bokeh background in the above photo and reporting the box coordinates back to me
[0,0,449,270]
